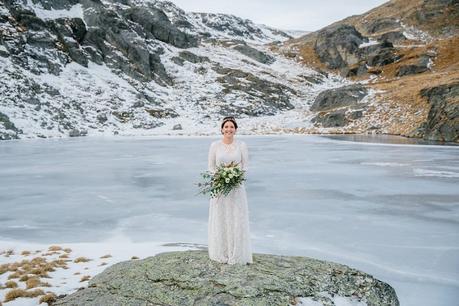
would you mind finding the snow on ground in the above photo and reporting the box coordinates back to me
[295,294,368,306]
[25,0,84,20]
[0,239,203,305]
[359,39,379,48]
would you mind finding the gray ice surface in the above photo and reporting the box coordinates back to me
[0,135,458,306]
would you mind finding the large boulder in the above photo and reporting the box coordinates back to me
[310,84,368,112]
[312,109,348,127]
[396,55,431,77]
[418,82,459,142]
[232,42,275,64]
[54,251,399,306]
[377,31,406,44]
[362,18,401,34]
[314,24,366,69]
[362,41,401,67]
[120,6,198,49]
[0,112,22,140]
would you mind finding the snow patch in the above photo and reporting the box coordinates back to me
[26,0,83,20]
[294,293,368,306]
[359,39,379,48]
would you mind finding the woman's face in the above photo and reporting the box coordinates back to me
[222,121,236,136]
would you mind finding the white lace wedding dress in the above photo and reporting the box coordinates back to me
[207,139,253,264]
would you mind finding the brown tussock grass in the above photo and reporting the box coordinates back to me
[59,254,69,259]
[5,280,18,288]
[1,256,73,283]
[8,271,23,279]
[131,256,139,260]
[0,264,9,275]
[63,248,72,253]
[26,277,51,289]
[21,251,31,256]
[4,288,45,302]
[48,245,62,252]
[100,254,112,259]
[73,272,81,275]
[39,293,57,305]
[99,262,107,266]
[30,267,50,278]
[73,257,91,263]
[42,251,60,256]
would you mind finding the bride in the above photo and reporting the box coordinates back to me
[207,116,253,265]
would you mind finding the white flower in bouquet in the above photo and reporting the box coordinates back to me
[197,162,246,198]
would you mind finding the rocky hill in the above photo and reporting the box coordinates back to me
[54,251,400,306]
[1,0,457,142]
[278,0,458,142]
[0,0,346,140]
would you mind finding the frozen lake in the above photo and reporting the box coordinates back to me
[0,135,458,306]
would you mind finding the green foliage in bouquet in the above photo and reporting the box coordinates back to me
[198,162,246,198]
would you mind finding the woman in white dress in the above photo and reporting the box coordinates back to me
[207,116,253,265]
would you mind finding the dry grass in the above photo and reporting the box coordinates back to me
[5,280,18,288]
[80,275,91,282]
[8,271,23,279]
[73,257,91,263]
[39,293,57,305]
[26,277,51,289]
[59,254,69,259]
[99,262,108,266]
[48,245,62,252]
[73,272,81,275]
[431,36,459,72]
[42,251,60,256]
[2,255,70,286]
[131,256,139,260]
[21,250,31,256]
[0,264,8,275]
[297,43,330,71]
[63,248,72,253]
[4,288,45,302]
[100,254,112,259]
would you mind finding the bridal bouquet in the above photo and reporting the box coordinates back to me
[198,162,246,198]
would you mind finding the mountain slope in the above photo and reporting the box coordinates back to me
[278,0,458,142]
[0,0,347,140]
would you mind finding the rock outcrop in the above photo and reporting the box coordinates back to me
[314,24,366,70]
[54,251,399,306]
[310,84,368,112]
[282,0,459,142]
[418,82,459,142]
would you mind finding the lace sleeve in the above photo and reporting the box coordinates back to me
[208,142,217,173]
[240,141,248,171]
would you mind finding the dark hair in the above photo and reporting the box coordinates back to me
[221,116,238,129]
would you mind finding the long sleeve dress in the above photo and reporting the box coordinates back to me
[207,139,253,265]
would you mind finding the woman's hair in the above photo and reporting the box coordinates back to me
[221,116,238,129]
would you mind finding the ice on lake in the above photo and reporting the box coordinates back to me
[0,135,458,306]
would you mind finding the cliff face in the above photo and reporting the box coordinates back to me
[280,0,459,142]
[54,251,400,306]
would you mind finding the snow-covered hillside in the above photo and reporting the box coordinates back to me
[0,0,347,140]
